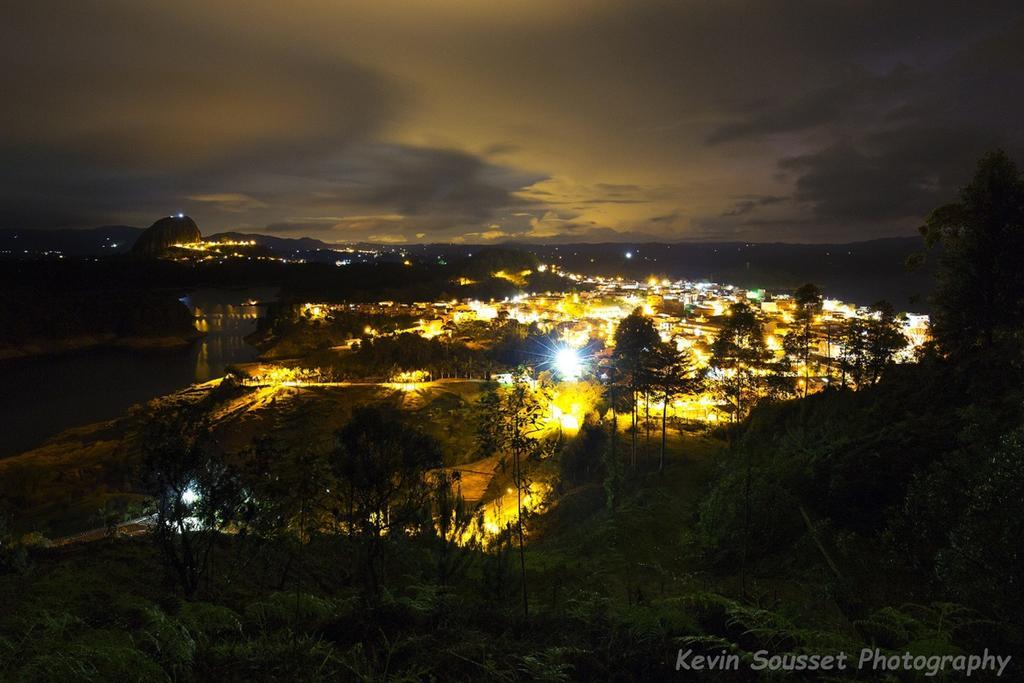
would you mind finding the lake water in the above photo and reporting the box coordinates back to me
[0,287,276,458]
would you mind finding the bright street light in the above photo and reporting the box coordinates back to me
[181,485,199,505]
[554,346,583,380]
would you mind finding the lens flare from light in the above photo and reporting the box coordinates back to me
[181,485,200,506]
[554,347,583,380]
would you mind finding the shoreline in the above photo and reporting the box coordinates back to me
[0,331,203,361]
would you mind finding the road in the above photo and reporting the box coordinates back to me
[51,516,155,547]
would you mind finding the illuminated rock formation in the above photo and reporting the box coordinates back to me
[131,214,201,257]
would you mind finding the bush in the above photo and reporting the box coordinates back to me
[176,602,243,647]
[937,429,1024,621]
[204,632,342,681]
[244,592,336,633]
[135,606,196,677]
[559,423,607,488]
[696,459,803,566]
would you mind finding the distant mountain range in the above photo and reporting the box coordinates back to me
[510,237,934,311]
[0,226,142,256]
[0,227,333,257]
[207,232,332,253]
[0,226,933,310]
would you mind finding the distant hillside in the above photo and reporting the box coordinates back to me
[0,226,332,259]
[335,236,934,311]
[208,232,331,252]
[2,227,934,310]
[509,236,934,311]
[0,226,142,256]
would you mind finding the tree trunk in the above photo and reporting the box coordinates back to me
[644,390,651,467]
[825,324,832,383]
[659,389,668,473]
[610,386,617,463]
[514,445,528,621]
[740,442,751,597]
[630,386,637,469]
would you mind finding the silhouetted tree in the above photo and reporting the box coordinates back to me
[0,513,29,576]
[331,406,442,597]
[783,284,823,397]
[598,358,627,510]
[612,308,661,468]
[650,342,700,472]
[140,408,242,596]
[921,150,1024,359]
[429,469,482,588]
[838,301,906,387]
[241,434,331,628]
[474,386,503,459]
[709,302,771,420]
[560,419,609,487]
[490,371,552,620]
[938,426,1024,621]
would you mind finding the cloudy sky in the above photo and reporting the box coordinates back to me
[3,1,1023,243]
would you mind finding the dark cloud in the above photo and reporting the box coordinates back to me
[0,1,399,229]
[706,65,919,145]
[2,1,1023,241]
[1,3,398,170]
[778,126,1012,225]
[206,144,548,240]
[721,196,787,217]
[263,220,339,235]
[702,11,1024,238]
[330,146,545,228]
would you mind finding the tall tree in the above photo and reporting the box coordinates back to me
[474,386,503,458]
[242,434,330,624]
[650,341,700,473]
[140,407,241,597]
[921,150,1024,359]
[598,357,626,510]
[783,284,823,397]
[709,302,772,421]
[489,371,552,620]
[837,301,906,387]
[331,406,442,597]
[612,308,661,468]
[429,469,481,588]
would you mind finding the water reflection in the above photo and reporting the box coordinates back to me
[181,289,275,382]
[0,286,277,457]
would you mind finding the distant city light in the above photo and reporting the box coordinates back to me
[624,251,633,259]
[176,212,185,218]
[553,346,583,380]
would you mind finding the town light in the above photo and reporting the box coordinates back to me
[553,346,583,380]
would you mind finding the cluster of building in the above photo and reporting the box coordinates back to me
[298,268,930,422]
[166,239,302,263]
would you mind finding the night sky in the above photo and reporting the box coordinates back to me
[4,1,1023,243]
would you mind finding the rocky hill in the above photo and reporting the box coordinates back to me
[130,215,201,257]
